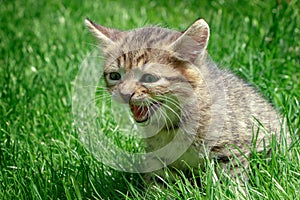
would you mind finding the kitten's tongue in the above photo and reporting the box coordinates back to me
[130,104,149,123]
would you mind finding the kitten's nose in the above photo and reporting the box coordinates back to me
[120,92,133,103]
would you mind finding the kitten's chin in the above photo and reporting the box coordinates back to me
[129,102,162,123]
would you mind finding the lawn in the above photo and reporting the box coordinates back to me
[0,0,299,199]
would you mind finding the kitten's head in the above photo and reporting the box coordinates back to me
[85,19,209,125]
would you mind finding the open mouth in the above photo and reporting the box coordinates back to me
[129,102,162,123]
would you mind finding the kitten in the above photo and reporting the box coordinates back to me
[85,18,287,183]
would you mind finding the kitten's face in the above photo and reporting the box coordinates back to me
[104,50,187,123]
[86,19,210,125]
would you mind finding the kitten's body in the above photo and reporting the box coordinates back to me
[85,19,285,181]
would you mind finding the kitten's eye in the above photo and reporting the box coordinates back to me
[140,73,159,83]
[109,72,121,80]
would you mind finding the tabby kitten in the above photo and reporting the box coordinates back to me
[85,18,285,182]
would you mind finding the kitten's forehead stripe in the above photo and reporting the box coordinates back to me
[115,49,151,70]
[146,30,171,46]
[105,26,183,71]
[111,27,181,54]
[116,57,120,67]
[136,52,148,66]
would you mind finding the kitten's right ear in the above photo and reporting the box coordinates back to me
[85,18,121,46]
[169,19,210,63]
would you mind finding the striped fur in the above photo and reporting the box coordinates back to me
[86,18,288,183]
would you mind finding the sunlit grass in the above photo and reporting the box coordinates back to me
[0,0,299,199]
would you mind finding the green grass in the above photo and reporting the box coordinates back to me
[0,0,299,199]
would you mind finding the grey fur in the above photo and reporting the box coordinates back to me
[85,18,288,182]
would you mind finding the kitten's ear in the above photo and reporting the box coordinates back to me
[170,19,210,63]
[85,18,121,46]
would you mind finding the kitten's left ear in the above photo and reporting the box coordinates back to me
[85,18,122,47]
[170,19,210,63]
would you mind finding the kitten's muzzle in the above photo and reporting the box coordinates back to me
[120,92,133,103]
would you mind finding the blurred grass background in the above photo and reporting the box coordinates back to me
[0,0,299,199]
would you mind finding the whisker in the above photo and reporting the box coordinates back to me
[147,97,166,131]
[84,42,102,49]
[95,88,110,93]
[160,107,175,134]
[85,93,111,108]
[93,95,111,102]
[75,84,104,88]
[156,96,183,122]
[149,97,176,133]
[157,95,191,121]
[159,95,197,134]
